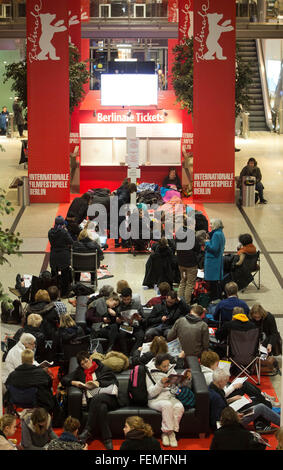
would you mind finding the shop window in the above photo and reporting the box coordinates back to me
[134,4,146,18]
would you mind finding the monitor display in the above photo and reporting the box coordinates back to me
[101,74,158,106]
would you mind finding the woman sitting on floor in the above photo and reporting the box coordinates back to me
[120,416,161,451]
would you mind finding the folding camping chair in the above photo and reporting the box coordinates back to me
[241,250,261,291]
[226,327,261,385]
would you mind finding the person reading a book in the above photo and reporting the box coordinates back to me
[61,351,119,450]
[5,349,55,413]
[3,333,39,384]
[200,350,277,409]
[210,406,267,450]
[116,287,146,356]
[145,353,191,448]
[132,335,185,369]
[209,368,280,434]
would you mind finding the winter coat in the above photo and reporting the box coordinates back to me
[5,363,55,412]
[208,382,228,430]
[72,236,104,268]
[61,359,119,390]
[215,313,258,343]
[162,174,182,191]
[146,298,188,329]
[120,429,161,451]
[48,227,74,269]
[26,301,59,340]
[167,313,209,358]
[204,228,226,281]
[66,196,89,225]
[176,229,200,268]
[239,164,262,184]
[47,431,84,450]
[0,111,9,131]
[146,358,178,403]
[143,244,179,287]
[12,101,24,125]
[20,410,57,450]
[213,296,250,323]
[90,351,129,373]
[210,423,263,450]
[251,312,282,355]
[116,184,131,208]
[0,431,17,450]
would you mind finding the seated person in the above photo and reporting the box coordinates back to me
[25,289,59,342]
[162,167,182,192]
[209,368,280,433]
[200,350,278,408]
[86,292,120,352]
[215,307,258,344]
[116,287,146,356]
[116,280,141,304]
[167,304,209,358]
[3,333,38,383]
[120,416,161,451]
[128,207,151,251]
[145,281,171,307]
[132,335,185,369]
[239,157,267,204]
[0,414,18,451]
[61,351,119,450]
[213,282,249,323]
[55,313,85,355]
[47,285,67,316]
[13,313,46,364]
[72,224,104,284]
[146,353,191,448]
[144,290,188,342]
[5,349,55,413]
[20,407,58,450]
[47,416,87,450]
[210,407,266,450]
[250,303,282,357]
[223,234,256,274]
[143,237,179,288]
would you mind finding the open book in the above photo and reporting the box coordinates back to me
[166,369,190,386]
[38,360,54,368]
[79,381,99,391]
[167,338,182,358]
[120,309,141,323]
[229,394,253,412]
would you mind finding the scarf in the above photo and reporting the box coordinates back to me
[83,361,98,382]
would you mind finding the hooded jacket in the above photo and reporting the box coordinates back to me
[20,410,57,450]
[26,301,59,340]
[215,313,258,342]
[167,313,209,357]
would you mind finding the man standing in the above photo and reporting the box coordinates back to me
[12,98,24,137]
[167,304,209,358]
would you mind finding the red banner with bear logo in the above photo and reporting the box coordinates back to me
[193,0,235,202]
[26,0,70,203]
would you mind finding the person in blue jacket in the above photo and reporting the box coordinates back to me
[204,219,225,300]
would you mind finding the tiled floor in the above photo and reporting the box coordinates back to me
[0,130,283,401]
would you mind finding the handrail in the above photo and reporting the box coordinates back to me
[256,38,273,131]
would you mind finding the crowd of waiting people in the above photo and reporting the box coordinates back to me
[1,179,282,451]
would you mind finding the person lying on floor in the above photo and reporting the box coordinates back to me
[209,368,280,434]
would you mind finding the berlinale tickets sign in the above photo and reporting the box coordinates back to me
[26,0,70,202]
[193,0,236,202]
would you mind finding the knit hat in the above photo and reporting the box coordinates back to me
[55,215,66,226]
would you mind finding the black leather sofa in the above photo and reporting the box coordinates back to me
[66,355,210,438]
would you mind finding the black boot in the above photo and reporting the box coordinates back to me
[79,428,93,443]
[103,439,113,450]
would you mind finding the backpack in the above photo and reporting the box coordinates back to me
[192,280,211,307]
[128,365,155,406]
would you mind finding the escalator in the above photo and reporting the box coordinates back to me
[237,38,272,131]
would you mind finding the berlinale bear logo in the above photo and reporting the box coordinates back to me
[195,3,234,63]
[37,13,67,61]
[204,13,234,60]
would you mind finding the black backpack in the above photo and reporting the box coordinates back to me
[128,365,155,406]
